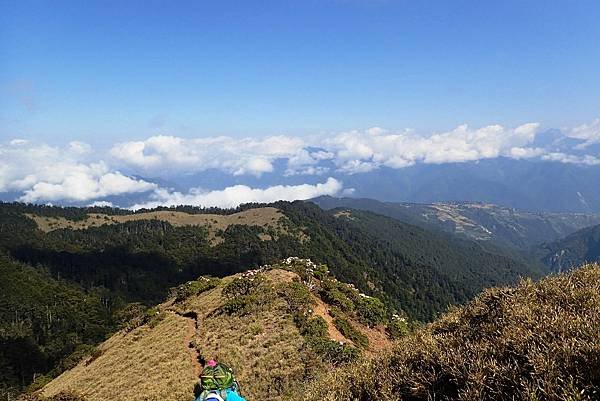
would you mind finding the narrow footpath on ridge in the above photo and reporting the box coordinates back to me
[175,310,203,377]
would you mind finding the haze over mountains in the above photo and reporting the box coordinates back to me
[312,196,600,251]
[2,124,600,212]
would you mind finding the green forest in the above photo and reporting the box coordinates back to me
[0,201,543,398]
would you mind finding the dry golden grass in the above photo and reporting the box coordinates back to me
[39,266,397,401]
[26,207,286,244]
[303,263,600,401]
[41,268,389,401]
[42,312,196,401]
[182,269,326,401]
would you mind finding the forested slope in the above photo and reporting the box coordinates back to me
[312,196,600,250]
[538,223,600,271]
[0,255,116,399]
[0,201,542,398]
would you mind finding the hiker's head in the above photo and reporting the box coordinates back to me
[200,360,235,390]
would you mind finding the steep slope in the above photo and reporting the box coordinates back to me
[1,201,540,322]
[39,260,394,401]
[312,196,600,250]
[277,202,543,320]
[303,263,600,401]
[538,223,600,271]
[0,254,117,400]
[40,312,194,401]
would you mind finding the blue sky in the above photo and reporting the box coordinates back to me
[2,0,600,145]
[2,1,600,208]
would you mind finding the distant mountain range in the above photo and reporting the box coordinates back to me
[311,196,600,251]
[4,156,600,214]
[333,158,600,213]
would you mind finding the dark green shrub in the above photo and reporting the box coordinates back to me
[313,264,330,280]
[171,277,220,303]
[145,307,165,328]
[278,281,315,313]
[386,317,410,339]
[296,316,329,338]
[223,275,263,298]
[308,338,361,366]
[333,317,369,348]
[320,281,354,312]
[26,375,53,393]
[355,296,387,327]
[221,295,257,316]
[52,344,97,373]
[114,302,149,332]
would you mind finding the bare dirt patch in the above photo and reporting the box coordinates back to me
[312,298,348,344]
[333,210,355,220]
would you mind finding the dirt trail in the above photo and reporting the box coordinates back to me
[177,311,202,377]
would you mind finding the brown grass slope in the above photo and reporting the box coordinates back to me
[41,266,391,401]
[41,312,195,401]
[26,207,289,244]
[303,263,600,401]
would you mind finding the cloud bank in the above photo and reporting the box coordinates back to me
[2,118,599,206]
[109,135,316,177]
[131,177,343,210]
[569,118,600,148]
[0,140,156,203]
[323,123,541,173]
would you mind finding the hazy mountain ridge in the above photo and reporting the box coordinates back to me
[538,223,600,271]
[312,196,600,250]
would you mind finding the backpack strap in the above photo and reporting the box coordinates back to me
[199,389,227,401]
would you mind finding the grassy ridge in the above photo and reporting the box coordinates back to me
[303,264,600,401]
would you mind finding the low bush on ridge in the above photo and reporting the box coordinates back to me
[302,264,600,401]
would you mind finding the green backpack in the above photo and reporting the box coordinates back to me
[200,363,235,391]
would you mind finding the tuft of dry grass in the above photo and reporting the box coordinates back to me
[25,207,289,245]
[302,263,600,401]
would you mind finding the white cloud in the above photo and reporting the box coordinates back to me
[323,123,542,173]
[19,163,156,203]
[568,118,600,148]
[131,177,343,210]
[508,146,546,159]
[541,152,600,165]
[2,118,600,206]
[0,140,156,203]
[110,134,312,177]
[89,200,114,207]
